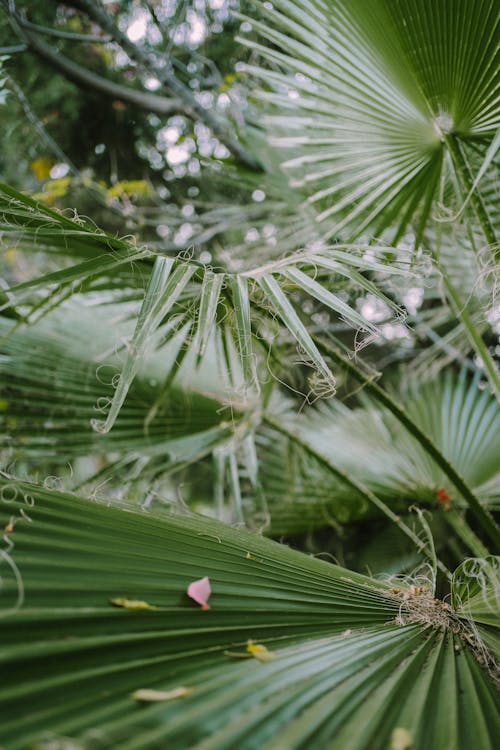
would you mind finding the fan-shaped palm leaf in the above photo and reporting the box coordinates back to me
[0,477,497,749]
[240,0,499,246]
[1,183,410,425]
[0,303,248,500]
[255,369,500,537]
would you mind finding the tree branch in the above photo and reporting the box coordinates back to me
[0,43,27,53]
[11,15,111,42]
[67,0,262,170]
[22,29,183,116]
[1,3,184,116]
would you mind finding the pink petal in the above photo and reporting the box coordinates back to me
[187,576,211,610]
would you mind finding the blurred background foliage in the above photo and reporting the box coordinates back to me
[0,0,256,231]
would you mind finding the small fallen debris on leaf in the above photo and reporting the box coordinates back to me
[391,727,413,750]
[187,576,211,610]
[4,520,15,534]
[391,585,428,601]
[132,687,191,702]
[245,551,264,563]
[225,639,277,662]
[410,586,427,595]
[110,597,154,610]
[246,639,277,662]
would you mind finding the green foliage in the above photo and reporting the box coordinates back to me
[0,0,499,747]
[0,478,498,749]
[240,0,498,243]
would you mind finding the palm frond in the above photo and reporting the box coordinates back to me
[0,304,245,501]
[1,184,411,423]
[0,476,497,749]
[239,0,499,241]
[452,556,499,629]
[5,303,496,538]
[254,369,500,536]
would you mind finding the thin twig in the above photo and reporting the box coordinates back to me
[7,74,135,220]
[0,43,26,53]
[7,74,80,175]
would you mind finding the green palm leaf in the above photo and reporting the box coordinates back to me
[407,221,495,384]
[0,305,243,496]
[3,303,497,537]
[452,556,500,627]
[240,0,499,242]
[0,179,409,423]
[0,477,497,749]
[255,369,500,537]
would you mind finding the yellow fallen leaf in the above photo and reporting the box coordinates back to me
[110,597,154,611]
[4,249,18,266]
[107,179,152,200]
[132,687,192,702]
[246,639,277,662]
[391,727,413,750]
[31,157,53,180]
